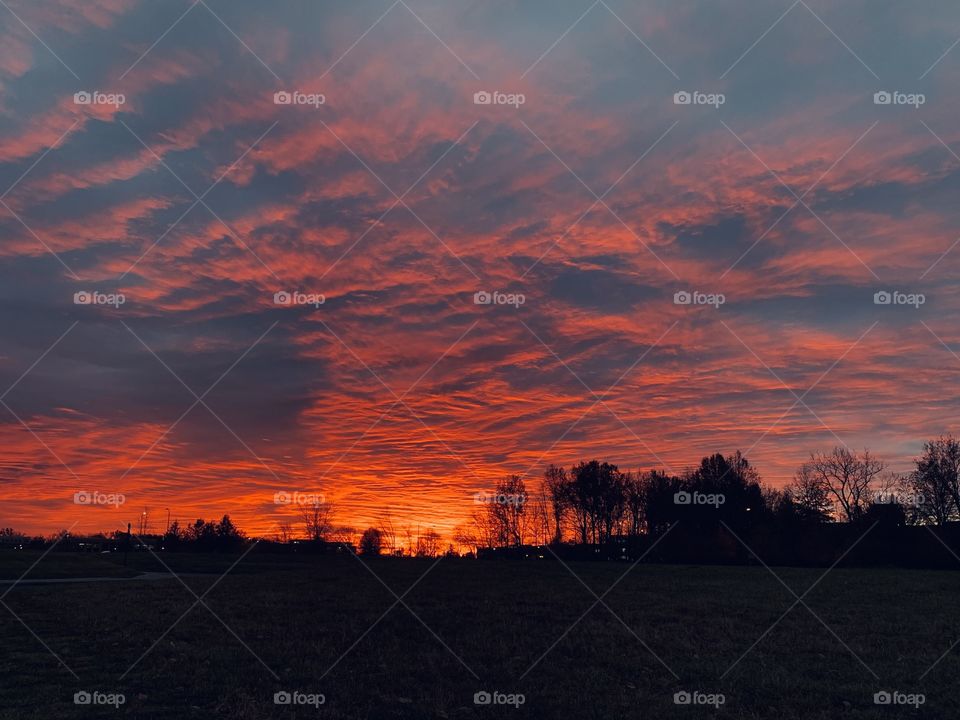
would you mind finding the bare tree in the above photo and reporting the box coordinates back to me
[452,525,477,554]
[797,447,885,522]
[485,475,527,547]
[377,512,399,555]
[416,529,441,557]
[471,506,499,549]
[300,500,335,541]
[623,471,644,537]
[274,522,294,543]
[528,482,551,545]
[543,464,569,543]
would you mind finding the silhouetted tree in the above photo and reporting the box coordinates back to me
[452,525,477,555]
[416,529,441,557]
[785,468,833,523]
[488,475,527,547]
[569,460,625,544]
[377,513,399,555]
[906,436,960,525]
[189,518,217,548]
[300,500,335,541]
[215,514,246,550]
[797,447,885,522]
[623,472,645,537]
[528,482,552,545]
[274,522,294,543]
[0,528,25,549]
[359,527,383,555]
[638,469,682,535]
[471,507,497,550]
[680,451,764,533]
[543,464,569,543]
[162,520,185,550]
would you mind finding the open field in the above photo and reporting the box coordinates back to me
[1,551,958,719]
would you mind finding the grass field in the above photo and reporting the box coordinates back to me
[0,550,957,719]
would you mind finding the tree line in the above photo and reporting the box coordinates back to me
[461,437,960,556]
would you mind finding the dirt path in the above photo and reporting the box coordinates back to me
[0,571,213,587]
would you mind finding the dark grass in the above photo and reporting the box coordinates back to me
[0,551,140,580]
[0,551,958,719]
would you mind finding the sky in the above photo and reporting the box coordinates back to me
[1,0,960,540]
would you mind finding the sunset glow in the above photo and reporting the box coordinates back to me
[2,0,959,542]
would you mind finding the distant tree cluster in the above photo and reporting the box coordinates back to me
[162,515,246,551]
[469,437,960,551]
[469,451,763,548]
